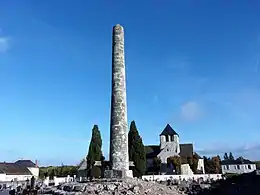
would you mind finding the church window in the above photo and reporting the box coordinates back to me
[237,165,240,169]
[248,165,251,169]
[226,165,229,170]
[171,135,174,142]
[166,136,169,142]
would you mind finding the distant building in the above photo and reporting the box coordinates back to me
[0,160,39,181]
[221,158,257,174]
[145,124,205,175]
[78,159,88,178]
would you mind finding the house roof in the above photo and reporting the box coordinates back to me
[160,124,178,136]
[0,163,32,175]
[180,144,193,157]
[15,160,35,167]
[221,159,254,165]
[194,152,202,159]
[145,145,160,158]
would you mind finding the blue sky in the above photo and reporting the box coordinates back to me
[0,0,260,166]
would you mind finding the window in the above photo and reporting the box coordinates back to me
[171,135,174,142]
[248,165,251,169]
[236,165,240,169]
[166,136,169,142]
[226,165,229,170]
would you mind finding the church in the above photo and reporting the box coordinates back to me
[145,124,205,175]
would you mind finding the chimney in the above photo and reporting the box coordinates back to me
[35,160,38,167]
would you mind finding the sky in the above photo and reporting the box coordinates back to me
[0,0,260,166]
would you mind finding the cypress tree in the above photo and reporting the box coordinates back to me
[128,121,146,177]
[223,152,229,160]
[229,152,235,160]
[87,125,103,178]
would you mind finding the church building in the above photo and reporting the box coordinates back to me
[145,124,205,175]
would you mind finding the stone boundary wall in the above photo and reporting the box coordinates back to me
[0,173,33,182]
[43,175,76,186]
[142,174,222,181]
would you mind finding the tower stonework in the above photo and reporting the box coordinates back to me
[109,24,131,177]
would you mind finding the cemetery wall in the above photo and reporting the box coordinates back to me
[44,175,75,186]
[142,174,222,181]
[0,174,33,182]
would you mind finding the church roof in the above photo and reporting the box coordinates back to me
[145,145,161,158]
[160,124,178,136]
[194,152,202,159]
[180,144,193,157]
[78,159,88,171]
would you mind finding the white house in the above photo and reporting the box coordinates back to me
[145,124,205,175]
[0,160,39,182]
[221,158,257,174]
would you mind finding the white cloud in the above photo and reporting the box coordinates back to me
[0,36,10,53]
[196,143,260,160]
[181,101,203,121]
